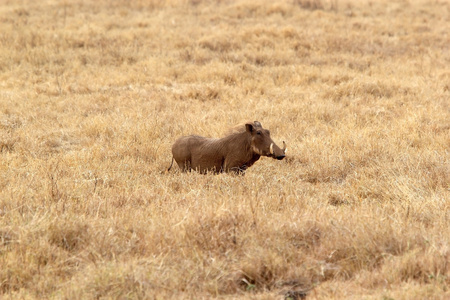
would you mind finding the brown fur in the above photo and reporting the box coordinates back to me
[168,121,286,174]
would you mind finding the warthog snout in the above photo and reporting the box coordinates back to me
[270,141,287,160]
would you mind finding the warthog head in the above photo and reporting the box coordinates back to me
[246,121,286,160]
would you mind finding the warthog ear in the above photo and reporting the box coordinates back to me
[254,121,262,128]
[245,123,254,132]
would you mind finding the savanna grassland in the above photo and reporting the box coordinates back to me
[0,0,449,298]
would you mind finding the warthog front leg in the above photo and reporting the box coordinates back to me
[229,165,247,175]
[227,163,248,175]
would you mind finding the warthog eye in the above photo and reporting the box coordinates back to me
[256,131,262,135]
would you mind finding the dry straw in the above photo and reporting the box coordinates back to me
[0,0,449,298]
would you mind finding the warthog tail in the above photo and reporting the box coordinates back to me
[167,157,175,172]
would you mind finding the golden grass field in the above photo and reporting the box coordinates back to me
[0,0,449,298]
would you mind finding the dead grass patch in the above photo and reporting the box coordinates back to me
[0,0,449,298]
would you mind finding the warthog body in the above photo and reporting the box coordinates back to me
[168,121,286,174]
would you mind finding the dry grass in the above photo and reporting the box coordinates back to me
[0,0,449,298]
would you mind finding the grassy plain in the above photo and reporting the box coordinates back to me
[0,0,449,298]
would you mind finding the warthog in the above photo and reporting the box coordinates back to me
[167,121,286,174]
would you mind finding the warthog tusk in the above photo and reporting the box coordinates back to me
[282,141,287,154]
[270,143,274,155]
